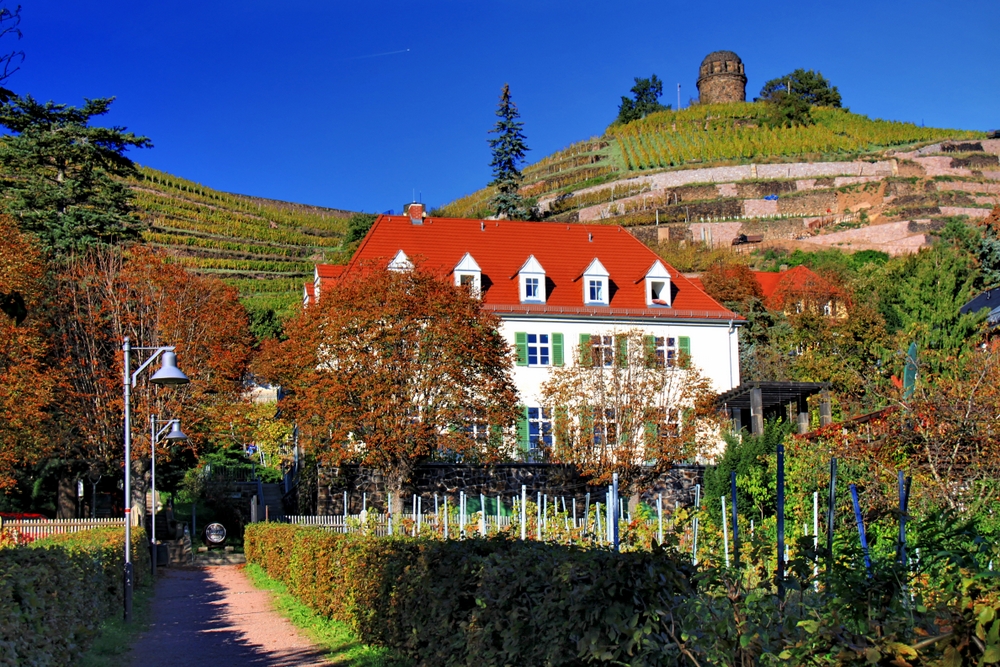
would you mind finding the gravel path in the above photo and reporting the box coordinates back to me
[128,566,330,666]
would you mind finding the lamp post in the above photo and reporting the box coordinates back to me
[149,416,187,578]
[122,337,190,623]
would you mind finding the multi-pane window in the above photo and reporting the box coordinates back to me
[465,414,489,443]
[591,335,614,367]
[588,279,603,303]
[527,333,550,366]
[593,408,617,448]
[525,277,539,299]
[654,336,678,367]
[527,407,553,453]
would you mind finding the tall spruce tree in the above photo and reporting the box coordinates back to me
[0,95,151,253]
[487,83,530,219]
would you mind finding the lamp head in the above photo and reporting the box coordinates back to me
[149,350,190,386]
[164,421,187,442]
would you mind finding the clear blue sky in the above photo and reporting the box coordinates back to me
[17,1,1000,213]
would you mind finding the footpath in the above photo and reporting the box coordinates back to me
[127,565,330,666]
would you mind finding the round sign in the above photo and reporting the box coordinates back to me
[204,522,227,545]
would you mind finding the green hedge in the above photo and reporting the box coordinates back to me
[0,527,149,666]
[245,524,696,666]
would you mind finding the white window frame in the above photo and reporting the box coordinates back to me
[582,258,609,306]
[644,260,672,307]
[527,407,553,453]
[654,336,678,368]
[453,252,482,295]
[527,333,550,367]
[591,334,614,367]
[518,255,547,304]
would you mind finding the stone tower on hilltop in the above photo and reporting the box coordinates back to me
[697,50,747,104]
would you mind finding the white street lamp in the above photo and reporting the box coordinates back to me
[149,415,187,578]
[122,337,190,623]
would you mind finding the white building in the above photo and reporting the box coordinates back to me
[307,206,742,455]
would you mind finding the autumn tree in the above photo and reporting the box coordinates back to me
[0,215,56,490]
[700,261,762,306]
[48,246,252,517]
[540,329,719,506]
[256,265,520,511]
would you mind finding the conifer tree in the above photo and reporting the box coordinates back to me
[487,83,530,219]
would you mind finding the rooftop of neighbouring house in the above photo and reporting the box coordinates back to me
[687,265,844,310]
[312,212,740,321]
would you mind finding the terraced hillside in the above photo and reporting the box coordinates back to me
[437,103,983,222]
[132,167,354,317]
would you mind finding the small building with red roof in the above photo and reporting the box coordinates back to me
[309,206,743,452]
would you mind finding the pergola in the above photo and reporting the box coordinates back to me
[715,381,831,434]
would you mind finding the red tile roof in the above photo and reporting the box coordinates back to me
[322,215,739,321]
[316,265,345,280]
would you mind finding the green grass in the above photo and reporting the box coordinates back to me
[78,583,154,667]
[243,563,407,666]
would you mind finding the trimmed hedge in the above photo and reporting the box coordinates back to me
[245,524,696,666]
[0,527,149,666]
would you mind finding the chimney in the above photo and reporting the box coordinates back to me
[407,203,425,225]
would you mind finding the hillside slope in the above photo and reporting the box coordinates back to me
[131,167,354,317]
[438,103,984,223]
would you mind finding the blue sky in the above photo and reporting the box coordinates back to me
[16,1,1000,213]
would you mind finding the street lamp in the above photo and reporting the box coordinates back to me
[149,416,187,578]
[122,337,190,623]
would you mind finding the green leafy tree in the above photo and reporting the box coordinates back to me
[758,68,842,107]
[0,95,151,252]
[761,90,814,128]
[616,74,669,125]
[343,212,377,244]
[487,83,530,219]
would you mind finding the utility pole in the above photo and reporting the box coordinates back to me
[677,83,681,110]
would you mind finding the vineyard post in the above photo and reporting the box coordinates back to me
[496,495,500,533]
[573,498,577,530]
[520,485,526,541]
[584,493,591,534]
[777,443,786,600]
[537,492,542,540]
[722,495,730,567]
[692,484,701,565]
[731,471,740,568]
[850,484,872,576]
[480,493,486,537]
[612,473,620,552]
[826,458,838,580]
[813,491,819,587]
[657,494,663,544]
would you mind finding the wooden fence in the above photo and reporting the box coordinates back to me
[0,517,126,542]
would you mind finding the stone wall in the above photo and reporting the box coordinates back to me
[315,463,704,516]
[697,74,746,104]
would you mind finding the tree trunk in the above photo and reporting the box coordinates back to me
[56,473,77,519]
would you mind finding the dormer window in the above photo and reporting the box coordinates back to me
[644,260,672,307]
[518,255,546,304]
[453,252,482,295]
[582,258,609,306]
[388,249,412,272]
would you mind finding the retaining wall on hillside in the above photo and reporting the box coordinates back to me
[315,463,704,515]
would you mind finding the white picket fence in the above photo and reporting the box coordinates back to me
[0,517,126,542]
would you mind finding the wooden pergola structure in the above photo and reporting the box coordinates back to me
[715,381,831,435]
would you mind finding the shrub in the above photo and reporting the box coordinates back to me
[0,527,148,666]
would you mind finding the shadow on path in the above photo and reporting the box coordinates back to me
[128,567,329,666]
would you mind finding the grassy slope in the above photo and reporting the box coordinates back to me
[132,167,356,318]
[437,102,984,219]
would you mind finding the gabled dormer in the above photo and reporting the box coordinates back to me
[582,258,609,306]
[644,260,672,307]
[388,249,412,272]
[454,252,482,295]
[518,255,546,304]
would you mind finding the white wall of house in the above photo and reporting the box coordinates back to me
[497,314,740,409]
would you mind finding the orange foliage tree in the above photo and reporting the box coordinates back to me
[540,329,720,502]
[700,261,763,304]
[47,247,252,517]
[256,265,520,510]
[0,216,56,490]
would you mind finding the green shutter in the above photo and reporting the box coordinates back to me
[517,406,529,453]
[515,332,528,366]
[554,405,569,452]
[578,333,591,367]
[644,335,655,367]
[644,421,658,446]
[679,336,691,368]
[616,335,628,367]
[579,406,594,445]
[552,333,564,367]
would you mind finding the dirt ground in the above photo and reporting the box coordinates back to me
[127,566,330,666]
